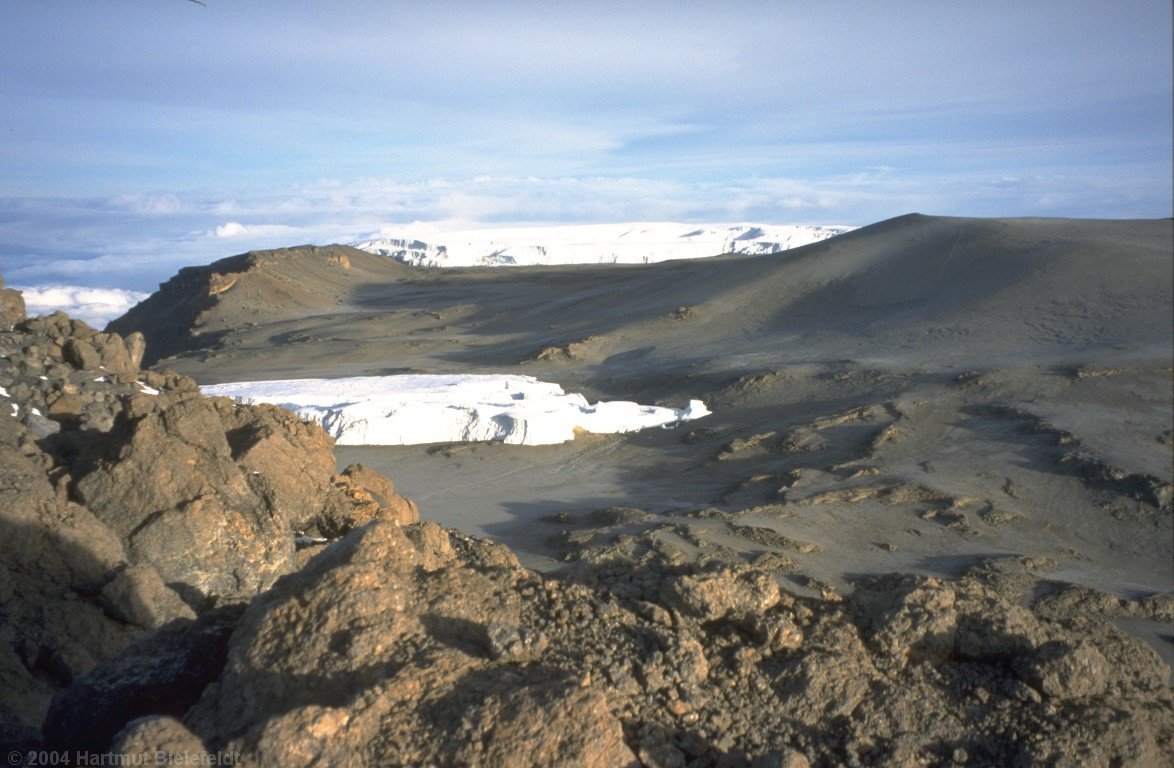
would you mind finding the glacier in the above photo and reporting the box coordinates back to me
[201,374,710,447]
[352,222,853,268]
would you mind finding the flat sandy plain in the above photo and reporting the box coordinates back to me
[112,213,1174,662]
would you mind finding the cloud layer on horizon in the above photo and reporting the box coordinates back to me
[13,285,150,328]
[3,168,1169,294]
[1,2,1170,293]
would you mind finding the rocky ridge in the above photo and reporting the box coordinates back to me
[106,244,391,367]
[2,277,1172,767]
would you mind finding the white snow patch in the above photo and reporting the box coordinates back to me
[138,382,160,395]
[14,285,150,328]
[9,404,17,417]
[0,386,8,398]
[202,374,710,446]
[353,221,853,268]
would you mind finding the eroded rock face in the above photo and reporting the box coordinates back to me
[0,304,418,610]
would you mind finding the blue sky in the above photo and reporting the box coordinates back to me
[1,0,1171,292]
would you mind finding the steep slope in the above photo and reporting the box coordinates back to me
[107,244,413,366]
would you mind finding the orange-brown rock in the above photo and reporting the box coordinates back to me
[326,462,420,533]
[0,274,26,328]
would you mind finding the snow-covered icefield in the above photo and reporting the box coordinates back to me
[202,374,710,446]
[353,221,852,267]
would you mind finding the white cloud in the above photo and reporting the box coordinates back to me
[213,221,311,239]
[214,221,249,238]
[14,284,150,328]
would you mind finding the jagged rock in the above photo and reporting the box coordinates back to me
[0,413,138,735]
[776,616,879,726]
[43,605,245,754]
[73,391,297,605]
[171,522,635,766]
[62,337,102,371]
[0,274,25,329]
[0,280,426,755]
[214,400,418,539]
[1014,638,1109,699]
[852,574,960,663]
[328,462,420,531]
[1034,582,1174,623]
[99,565,197,630]
[62,332,136,374]
[113,717,210,766]
[661,566,780,622]
[447,528,521,571]
[213,397,338,530]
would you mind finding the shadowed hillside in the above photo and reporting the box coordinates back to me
[111,215,1173,383]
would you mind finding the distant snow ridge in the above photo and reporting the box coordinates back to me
[202,374,710,446]
[352,222,852,268]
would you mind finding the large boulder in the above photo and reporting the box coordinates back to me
[213,398,339,532]
[326,462,420,534]
[73,391,297,605]
[211,401,419,538]
[177,522,636,767]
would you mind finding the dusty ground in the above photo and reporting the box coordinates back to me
[116,214,1174,668]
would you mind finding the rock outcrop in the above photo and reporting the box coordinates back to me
[0,275,26,328]
[67,523,1170,768]
[105,244,403,366]
[0,290,417,751]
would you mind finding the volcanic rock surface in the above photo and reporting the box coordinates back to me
[0,296,416,754]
